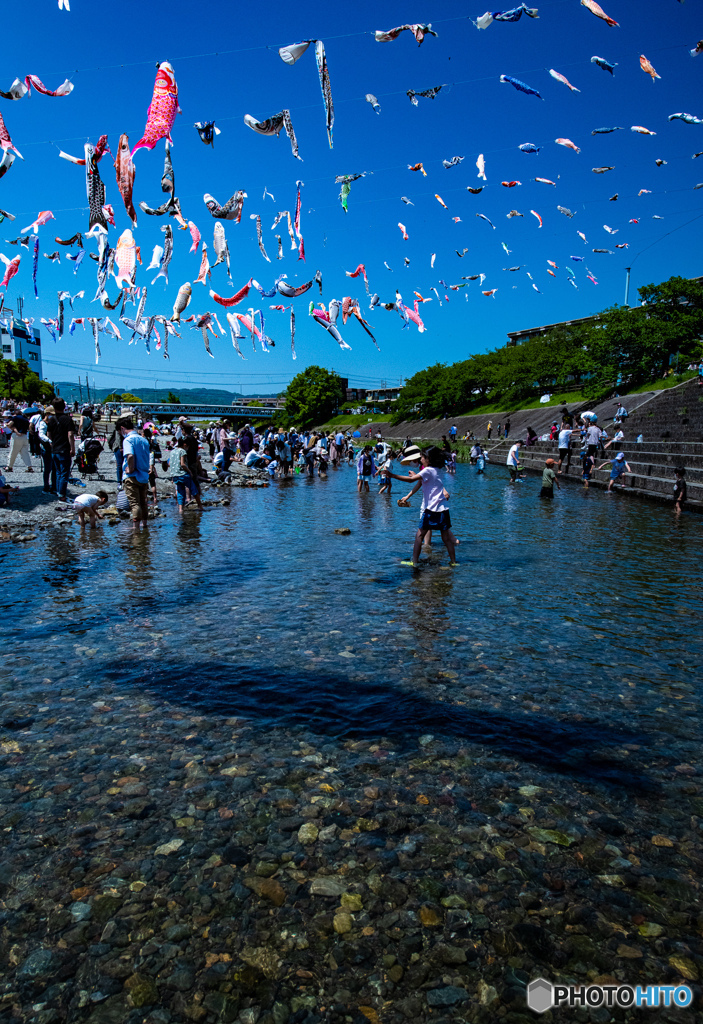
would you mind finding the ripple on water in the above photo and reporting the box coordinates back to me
[0,464,700,786]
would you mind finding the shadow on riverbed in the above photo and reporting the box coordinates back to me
[2,482,69,512]
[107,659,659,794]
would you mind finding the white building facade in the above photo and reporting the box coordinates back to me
[0,316,43,377]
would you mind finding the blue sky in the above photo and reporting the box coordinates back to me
[1,0,702,394]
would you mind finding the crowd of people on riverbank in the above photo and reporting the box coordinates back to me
[0,396,692,523]
[0,398,106,501]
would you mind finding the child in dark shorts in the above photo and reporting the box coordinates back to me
[539,459,560,499]
[673,468,687,513]
[581,450,595,487]
[388,446,457,566]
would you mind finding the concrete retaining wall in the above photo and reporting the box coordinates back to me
[327,390,662,445]
[461,438,703,511]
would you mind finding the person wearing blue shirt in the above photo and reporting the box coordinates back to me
[121,419,151,528]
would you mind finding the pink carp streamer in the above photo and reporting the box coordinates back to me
[581,0,619,27]
[345,263,369,293]
[0,75,73,99]
[210,281,253,308]
[132,63,180,156]
[640,55,660,81]
[375,24,437,45]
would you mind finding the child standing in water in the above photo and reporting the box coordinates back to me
[673,467,687,513]
[356,445,376,492]
[539,459,561,499]
[581,449,595,488]
[378,450,394,494]
[387,446,457,568]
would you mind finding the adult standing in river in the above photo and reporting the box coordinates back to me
[506,440,523,484]
[303,434,318,477]
[121,418,150,529]
[169,437,204,512]
[47,399,77,502]
[182,425,201,488]
[328,433,338,468]
[277,434,292,476]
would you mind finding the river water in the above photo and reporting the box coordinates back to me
[1,463,700,786]
[2,462,703,1019]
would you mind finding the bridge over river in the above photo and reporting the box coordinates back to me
[103,402,276,420]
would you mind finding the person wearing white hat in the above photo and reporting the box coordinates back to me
[387,446,457,567]
[400,444,422,464]
[598,451,631,491]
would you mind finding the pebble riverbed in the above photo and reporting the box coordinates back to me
[0,461,701,1023]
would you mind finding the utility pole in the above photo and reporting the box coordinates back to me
[624,267,631,308]
[86,375,90,403]
[78,377,83,403]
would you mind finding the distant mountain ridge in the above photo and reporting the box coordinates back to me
[53,384,282,404]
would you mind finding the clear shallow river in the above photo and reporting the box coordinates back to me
[1,463,700,790]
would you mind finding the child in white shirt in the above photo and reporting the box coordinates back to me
[73,490,108,528]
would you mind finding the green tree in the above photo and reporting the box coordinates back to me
[392,363,455,421]
[104,392,122,403]
[166,391,181,403]
[0,358,53,402]
[121,392,142,403]
[386,273,703,419]
[637,275,703,376]
[283,365,344,427]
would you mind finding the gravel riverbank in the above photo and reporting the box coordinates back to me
[0,447,266,536]
[1,679,701,1024]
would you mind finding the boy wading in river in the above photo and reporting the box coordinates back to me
[387,446,457,568]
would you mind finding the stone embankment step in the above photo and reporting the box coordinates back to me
[605,379,703,443]
[482,439,703,510]
[328,389,663,445]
